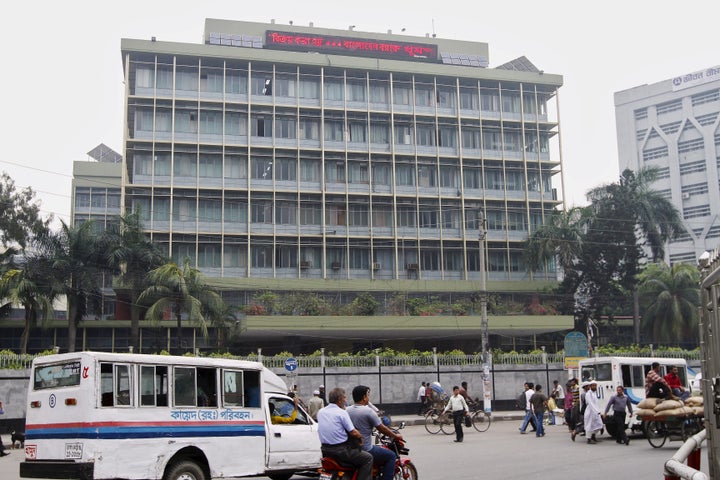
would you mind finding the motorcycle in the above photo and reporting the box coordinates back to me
[319,423,418,480]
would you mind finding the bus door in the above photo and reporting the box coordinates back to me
[265,394,319,469]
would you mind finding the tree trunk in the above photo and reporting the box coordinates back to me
[130,289,141,352]
[67,294,78,353]
[176,311,183,355]
[21,304,32,355]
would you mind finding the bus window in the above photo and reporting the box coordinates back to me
[173,367,217,407]
[223,370,244,406]
[140,365,169,407]
[244,370,261,408]
[595,363,612,381]
[34,361,81,390]
[621,365,632,386]
[197,368,217,407]
[631,365,644,387]
[100,363,133,407]
[174,367,196,406]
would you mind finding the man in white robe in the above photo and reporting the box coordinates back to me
[584,380,604,444]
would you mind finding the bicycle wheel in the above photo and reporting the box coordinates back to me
[644,420,667,448]
[472,410,491,432]
[424,410,442,434]
[440,412,454,435]
[395,461,418,480]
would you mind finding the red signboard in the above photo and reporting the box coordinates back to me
[265,31,438,62]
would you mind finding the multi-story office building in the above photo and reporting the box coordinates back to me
[615,65,720,265]
[112,19,570,352]
[71,143,123,321]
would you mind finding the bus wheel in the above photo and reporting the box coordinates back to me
[164,460,208,480]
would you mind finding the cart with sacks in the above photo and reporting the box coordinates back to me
[635,395,705,448]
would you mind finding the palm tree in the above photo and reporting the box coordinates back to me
[637,262,699,345]
[0,257,56,353]
[524,206,589,277]
[138,258,225,353]
[586,167,684,261]
[104,211,166,351]
[40,220,107,352]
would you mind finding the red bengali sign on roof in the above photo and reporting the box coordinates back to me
[265,31,438,62]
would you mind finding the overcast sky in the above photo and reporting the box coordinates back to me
[1,1,717,226]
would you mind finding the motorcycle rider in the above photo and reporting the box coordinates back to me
[348,385,404,480]
[317,387,373,480]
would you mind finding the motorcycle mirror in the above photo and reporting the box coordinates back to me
[398,421,406,429]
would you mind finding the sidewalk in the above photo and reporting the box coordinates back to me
[392,410,529,427]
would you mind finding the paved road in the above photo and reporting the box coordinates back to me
[1,421,711,479]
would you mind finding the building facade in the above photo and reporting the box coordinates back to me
[110,19,570,353]
[615,65,720,265]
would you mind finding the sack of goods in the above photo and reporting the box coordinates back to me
[638,397,661,409]
[654,400,684,412]
[635,408,656,418]
[654,406,694,419]
[685,396,704,407]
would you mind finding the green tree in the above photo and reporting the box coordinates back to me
[138,259,225,353]
[637,262,700,345]
[0,256,56,353]
[40,220,107,352]
[104,211,166,351]
[0,172,51,249]
[586,167,684,261]
[524,206,589,276]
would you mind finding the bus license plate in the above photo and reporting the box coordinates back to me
[65,443,83,459]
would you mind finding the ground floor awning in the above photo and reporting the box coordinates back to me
[237,314,574,341]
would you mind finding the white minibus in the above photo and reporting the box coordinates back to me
[578,356,694,435]
[19,351,320,480]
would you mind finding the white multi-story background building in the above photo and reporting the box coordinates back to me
[615,65,720,265]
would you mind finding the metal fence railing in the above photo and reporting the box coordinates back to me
[0,350,700,370]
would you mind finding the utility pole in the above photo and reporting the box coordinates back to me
[478,210,492,412]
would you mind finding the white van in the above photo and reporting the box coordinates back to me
[19,351,320,480]
[578,356,692,434]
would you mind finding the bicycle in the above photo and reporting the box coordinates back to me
[467,399,492,432]
[642,414,703,448]
[424,407,453,434]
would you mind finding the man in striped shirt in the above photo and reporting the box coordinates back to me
[645,362,674,399]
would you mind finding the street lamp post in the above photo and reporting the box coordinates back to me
[478,211,492,412]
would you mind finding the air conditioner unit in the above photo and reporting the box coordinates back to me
[331,261,342,270]
[682,192,691,199]
[406,263,419,271]
[300,261,311,269]
[403,134,412,145]
[372,262,381,270]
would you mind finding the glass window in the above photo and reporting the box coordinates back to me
[251,203,273,223]
[300,158,320,181]
[300,78,320,99]
[251,157,273,180]
[100,363,132,407]
[198,244,221,267]
[347,80,366,102]
[34,361,81,390]
[251,245,273,267]
[223,370,245,406]
[226,70,247,94]
[324,79,344,101]
[275,118,297,139]
[299,119,319,140]
[275,158,297,181]
[395,164,415,186]
[140,365,169,407]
